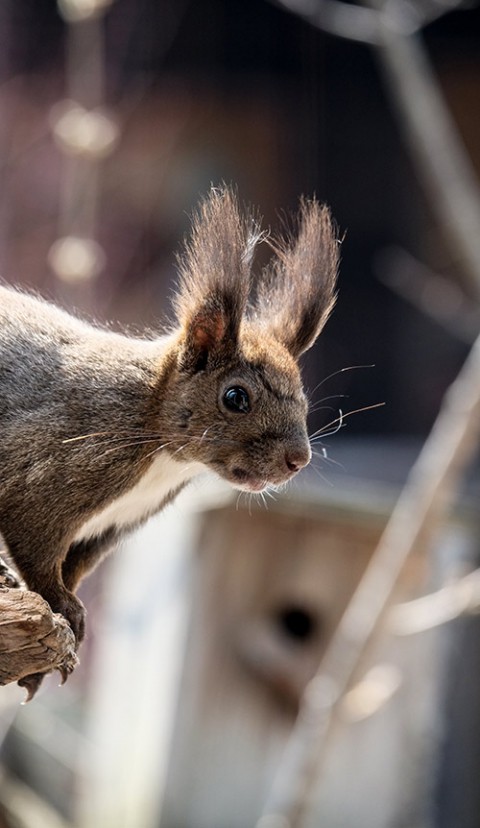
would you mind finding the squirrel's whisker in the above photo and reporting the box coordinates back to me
[310,447,345,470]
[309,402,385,441]
[63,430,136,444]
[61,430,170,444]
[307,364,375,401]
[309,409,344,440]
[308,394,348,415]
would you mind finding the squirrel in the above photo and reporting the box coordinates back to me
[0,186,338,675]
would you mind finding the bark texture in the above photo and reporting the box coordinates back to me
[0,557,78,698]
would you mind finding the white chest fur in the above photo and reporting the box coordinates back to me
[74,454,205,542]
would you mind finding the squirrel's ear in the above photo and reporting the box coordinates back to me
[174,186,260,370]
[254,199,339,359]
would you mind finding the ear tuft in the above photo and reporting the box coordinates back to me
[174,186,261,368]
[254,199,339,358]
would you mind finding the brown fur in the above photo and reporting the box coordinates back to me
[255,198,338,357]
[0,186,339,668]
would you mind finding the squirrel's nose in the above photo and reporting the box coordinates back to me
[285,445,311,474]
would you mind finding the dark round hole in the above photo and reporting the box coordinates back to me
[276,605,317,644]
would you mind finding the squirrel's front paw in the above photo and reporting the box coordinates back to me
[0,553,22,589]
[50,591,86,646]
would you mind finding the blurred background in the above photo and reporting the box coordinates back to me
[0,0,480,826]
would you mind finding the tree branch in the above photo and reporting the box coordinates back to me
[0,559,78,701]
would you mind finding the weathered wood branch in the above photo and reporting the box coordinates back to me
[0,559,78,700]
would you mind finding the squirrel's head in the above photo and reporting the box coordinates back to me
[164,186,339,493]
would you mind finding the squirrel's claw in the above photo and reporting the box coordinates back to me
[18,672,44,703]
[58,661,74,685]
[17,655,77,701]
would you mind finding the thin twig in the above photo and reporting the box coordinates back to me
[370,12,480,299]
[390,566,480,635]
[269,0,469,46]
[375,246,480,343]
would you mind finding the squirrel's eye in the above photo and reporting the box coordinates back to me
[223,386,250,414]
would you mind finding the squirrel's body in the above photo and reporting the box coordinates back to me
[0,188,339,692]
[0,286,202,540]
[0,285,183,538]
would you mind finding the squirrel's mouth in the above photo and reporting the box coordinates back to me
[228,465,296,492]
[229,466,266,492]
[213,459,301,493]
